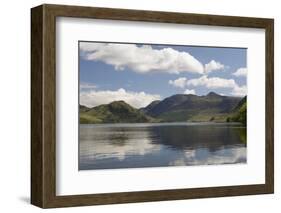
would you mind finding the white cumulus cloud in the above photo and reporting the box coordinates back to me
[80,88,161,109]
[204,60,225,73]
[186,75,237,89]
[168,77,187,88]
[80,42,204,74]
[233,67,247,77]
[184,89,196,95]
[231,85,247,97]
[169,75,246,97]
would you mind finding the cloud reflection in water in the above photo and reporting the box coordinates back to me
[79,123,246,170]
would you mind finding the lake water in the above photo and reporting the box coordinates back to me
[79,122,246,170]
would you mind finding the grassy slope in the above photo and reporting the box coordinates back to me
[144,93,242,122]
[228,101,247,125]
[80,101,157,124]
[80,95,247,124]
[157,109,235,122]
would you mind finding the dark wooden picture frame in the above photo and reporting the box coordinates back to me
[31,4,274,208]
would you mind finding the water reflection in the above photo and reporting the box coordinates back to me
[79,123,246,170]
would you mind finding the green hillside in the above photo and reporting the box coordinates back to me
[80,93,247,124]
[227,96,247,125]
[79,105,90,112]
[80,101,156,124]
[143,92,242,122]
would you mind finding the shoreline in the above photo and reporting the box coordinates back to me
[80,121,246,127]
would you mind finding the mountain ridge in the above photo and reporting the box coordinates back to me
[142,92,242,122]
[80,93,246,124]
[80,100,156,124]
[228,96,247,125]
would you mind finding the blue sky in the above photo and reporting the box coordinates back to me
[79,42,247,108]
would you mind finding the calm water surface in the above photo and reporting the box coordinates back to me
[79,122,246,170]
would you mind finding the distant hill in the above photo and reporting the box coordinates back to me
[228,96,247,125]
[79,105,90,112]
[80,101,156,124]
[139,100,161,114]
[142,92,242,122]
[80,93,246,124]
[232,96,246,112]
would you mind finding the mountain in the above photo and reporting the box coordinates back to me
[80,93,246,124]
[79,105,90,112]
[232,96,246,112]
[228,96,247,125]
[80,101,155,124]
[142,92,242,122]
[139,100,161,114]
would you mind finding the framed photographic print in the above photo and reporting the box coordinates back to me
[31,4,274,208]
